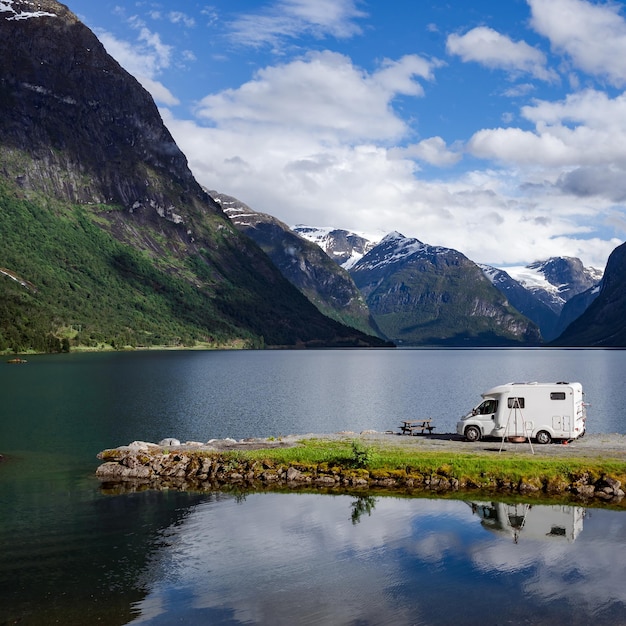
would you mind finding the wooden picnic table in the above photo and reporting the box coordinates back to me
[399,419,435,436]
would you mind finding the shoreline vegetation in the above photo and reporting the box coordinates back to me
[1,340,253,356]
[96,432,626,507]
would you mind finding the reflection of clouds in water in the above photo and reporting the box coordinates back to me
[129,495,626,625]
[130,495,463,625]
[525,549,626,615]
[468,507,626,616]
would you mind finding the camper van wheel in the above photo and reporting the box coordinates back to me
[536,430,552,445]
[464,426,481,442]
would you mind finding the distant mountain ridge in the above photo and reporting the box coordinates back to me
[296,222,605,344]
[479,259,602,342]
[504,258,602,313]
[211,192,385,339]
[349,232,541,346]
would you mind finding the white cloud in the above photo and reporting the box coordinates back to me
[226,0,366,48]
[164,104,617,268]
[446,26,558,82]
[194,51,436,142]
[88,3,622,271]
[468,89,626,169]
[139,77,180,106]
[389,137,462,167]
[529,0,626,87]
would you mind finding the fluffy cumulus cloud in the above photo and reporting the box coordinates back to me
[389,137,462,167]
[193,51,435,142]
[529,0,626,86]
[468,89,626,193]
[164,44,616,267]
[446,26,558,82]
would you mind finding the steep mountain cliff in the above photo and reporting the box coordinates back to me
[349,232,541,346]
[211,192,385,339]
[0,0,383,351]
[552,284,601,340]
[551,242,626,346]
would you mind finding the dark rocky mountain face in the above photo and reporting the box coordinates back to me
[551,242,626,346]
[349,232,541,346]
[553,284,601,340]
[211,192,386,340]
[1,0,200,216]
[0,1,384,350]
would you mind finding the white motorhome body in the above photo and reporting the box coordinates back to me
[456,382,586,444]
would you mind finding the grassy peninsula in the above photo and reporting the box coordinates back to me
[96,434,626,506]
[243,438,626,495]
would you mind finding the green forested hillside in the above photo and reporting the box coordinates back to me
[0,186,243,351]
[0,185,383,353]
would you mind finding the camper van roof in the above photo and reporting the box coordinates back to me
[481,381,582,397]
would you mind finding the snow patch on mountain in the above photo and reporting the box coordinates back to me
[479,264,502,284]
[355,232,431,271]
[501,265,561,294]
[0,1,56,19]
[293,225,380,269]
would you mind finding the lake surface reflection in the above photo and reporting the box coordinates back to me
[128,493,624,626]
[1,349,626,624]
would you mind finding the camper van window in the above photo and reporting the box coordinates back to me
[507,397,525,409]
[550,392,566,400]
[477,399,498,414]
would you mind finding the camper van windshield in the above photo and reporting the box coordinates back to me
[476,399,498,414]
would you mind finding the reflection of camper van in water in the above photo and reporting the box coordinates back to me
[457,381,587,444]
[468,501,585,543]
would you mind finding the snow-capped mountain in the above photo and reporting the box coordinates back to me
[480,259,603,341]
[293,225,378,269]
[479,264,562,341]
[349,232,541,346]
[502,258,602,313]
[221,200,607,345]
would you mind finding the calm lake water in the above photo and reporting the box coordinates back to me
[1,348,626,624]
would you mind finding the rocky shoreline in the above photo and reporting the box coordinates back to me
[96,432,626,503]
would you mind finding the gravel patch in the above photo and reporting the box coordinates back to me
[291,431,626,460]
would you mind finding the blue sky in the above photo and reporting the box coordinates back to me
[63,0,626,270]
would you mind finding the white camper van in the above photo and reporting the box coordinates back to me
[457,381,587,444]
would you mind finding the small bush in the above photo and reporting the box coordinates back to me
[350,440,375,469]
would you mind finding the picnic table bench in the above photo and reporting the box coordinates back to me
[399,419,435,436]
